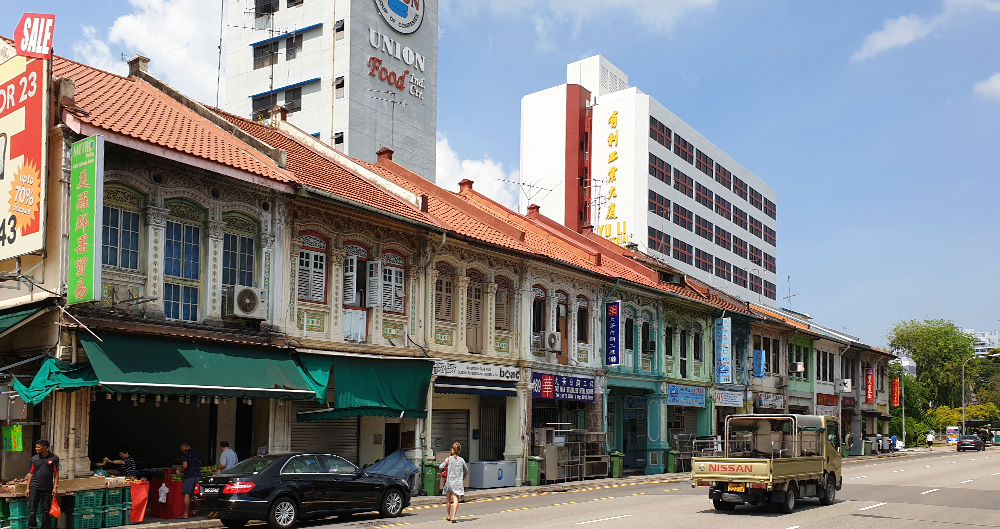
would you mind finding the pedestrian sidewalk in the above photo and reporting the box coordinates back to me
[411,450,909,507]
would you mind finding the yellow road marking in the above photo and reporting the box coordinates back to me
[371,523,413,529]
[500,507,531,513]
[552,501,579,506]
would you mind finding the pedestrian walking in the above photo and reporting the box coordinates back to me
[440,442,469,523]
[179,442,202,518]
[217,441,238,472]
[926,431,935,450]
[26,440,59,529]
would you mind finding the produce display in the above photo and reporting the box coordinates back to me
[201,466,216,477]
[0,479,27,494]
[122,477,146,485]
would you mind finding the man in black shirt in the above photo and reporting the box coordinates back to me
[26,440,59,529]
[179,442,202,519]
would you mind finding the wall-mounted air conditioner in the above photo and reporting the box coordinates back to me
[222,286,268,320]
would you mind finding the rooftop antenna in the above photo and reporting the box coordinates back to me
[236,2,288,118]
[500,177,553,213]
[216,0,225,108]
[366,88,406,150]
[783,274,798,309]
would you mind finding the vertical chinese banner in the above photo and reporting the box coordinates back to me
[714,317,732,383]
[67,136,103,304]
[890,378,900,406]
[605,301,621,367]
[865,368,875,404]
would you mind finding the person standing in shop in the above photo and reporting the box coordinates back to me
[26,440,59,529]
[179,442,202,519]
[217,441,238,472]
[103,447,137,478]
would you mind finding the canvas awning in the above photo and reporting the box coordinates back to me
[12,358,99,405]
[78,334,330,401]
[296,356,432,421]
[0,304,53,341]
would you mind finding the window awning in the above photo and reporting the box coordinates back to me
[12,358,99,405]
[434,377,516,397]
[296,356,432,422]
[79,334,330,401]
[0,304,53,341]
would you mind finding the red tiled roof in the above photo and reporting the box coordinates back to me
[49,54,291,184]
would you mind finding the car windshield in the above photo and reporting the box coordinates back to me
[222,455,283,475]
[960,435,979,441]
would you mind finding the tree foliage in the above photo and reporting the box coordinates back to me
[924,406,962,431]
[887,319,975,408]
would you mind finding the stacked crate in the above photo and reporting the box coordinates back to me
[67,489,105,529]
[7,498,56,529]
[103,488,127,528]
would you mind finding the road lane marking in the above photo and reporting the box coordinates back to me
[664,488,680,492]
[576,515,632,525]
[950,461,957,464]
[592,497,615,501]
[920,489,939,495]
[632,492,649,496]
[785,526,802,529]
[925,465,933,468]
[859,502,887,511]
[552,501,579,506]
[500,507,530,513]
[372,523,413,529]
[992,473,1000,476]
[961,480,974,483]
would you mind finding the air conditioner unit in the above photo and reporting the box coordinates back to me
[222,286,268,320]
[773,375,787,388]
[792,362,805,373]
[543,331,563,352]
[838,379,852,393]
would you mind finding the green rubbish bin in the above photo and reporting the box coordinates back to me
[422,459,441,496]
[666,449,678,474]
[863,439,873,456]
[527,456,542,486]
[610,452,624,478]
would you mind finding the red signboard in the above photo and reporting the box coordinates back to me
[865,368,875,404]
[890,378,900,406]
[14,14,56,59]
[816,393,839,407]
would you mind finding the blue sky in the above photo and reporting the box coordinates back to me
[4,0,1000,347]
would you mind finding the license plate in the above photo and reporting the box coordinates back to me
[202,487,220,494]
[727,483,745,493]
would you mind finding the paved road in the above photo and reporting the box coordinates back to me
[303,448,1000,529]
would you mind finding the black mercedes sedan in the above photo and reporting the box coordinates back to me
[957,435,986,452]
[195,453,410,529]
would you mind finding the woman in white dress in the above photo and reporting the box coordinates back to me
[440,442,469,523]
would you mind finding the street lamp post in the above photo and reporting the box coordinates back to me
[961,353,1000,436]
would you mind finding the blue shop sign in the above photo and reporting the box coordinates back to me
[666,384,706,407]
[714,317,733,384]
[605,301,621,367]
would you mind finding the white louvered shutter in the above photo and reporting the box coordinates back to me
[382,266,394,311]
[393,268,405,312]
[495,289,508,331]
[366,261,382,308]
[434,279,444,320]
[343,256,357,305]
[310,252,326,302]
[297,251,311,301]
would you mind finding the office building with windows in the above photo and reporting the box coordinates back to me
[225,0,438,180]
[520,55,778,304]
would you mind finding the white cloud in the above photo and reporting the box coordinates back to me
[852,0,1000,61]
[70,0,224,104]
[973,72,1000,100]
[436,133,519,211]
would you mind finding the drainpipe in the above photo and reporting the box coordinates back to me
[68,334,78,479]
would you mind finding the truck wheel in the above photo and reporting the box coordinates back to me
[713,498,736,511]
[820,475,836,506]
[776,485,796,514]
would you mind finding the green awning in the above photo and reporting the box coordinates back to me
[12,358,99,405]
[297,356,432,421]
[78,334,330,401]
[0,305,51,340]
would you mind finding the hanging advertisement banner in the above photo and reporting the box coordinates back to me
[752,349,765,378]
[14,14,56,59]
[68,136,104,304]
[2,424,23,451]
[714,317,732,384]
[666,384,705,407]
[865,368,875,404]
[0,52,49,261]
[605,301,621,367]
[890,378,900,406]
[713,390,743,408]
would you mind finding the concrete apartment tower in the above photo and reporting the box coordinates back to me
[225,0,438,181]
[521,56,779,304]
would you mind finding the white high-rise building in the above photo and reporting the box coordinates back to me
[520,56,779,304]
[225,0,438,180]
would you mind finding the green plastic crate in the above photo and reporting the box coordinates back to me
[72,490,105,510]
[67,509,103,529]
[104,489,125,507]
[8,515,56,529]
[122,487,130,505]
[7,499,31,518]
[103,506,124,528]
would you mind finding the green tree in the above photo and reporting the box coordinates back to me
[887,320,975,408]
[925,406,962,431]
[965,403,1000,422]
[888,363,929,421]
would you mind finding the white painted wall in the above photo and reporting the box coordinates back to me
[520,85,568,216]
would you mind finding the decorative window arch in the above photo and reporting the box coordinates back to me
[532,285,547,333]
[434,262,456,322]
[162,199,205,321]
[381,251,406,313]
[222,212,259,288]
[102,184,144,271]
[494,276,513,332]
[576,295,589,344]
[342,242,370,307]
[298,232,328,303]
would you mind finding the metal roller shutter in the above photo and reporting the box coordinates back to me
[291,401,360,465]
[432,409,469,455]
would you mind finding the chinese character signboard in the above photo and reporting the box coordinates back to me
[666,384,705,407]
[0,48,50,261]
[890,378,900,406]
[714,317,732,384]
[530,372,595,402]
[713,390,743,407]
[752,349,766,379]
[816,393,839,407]
[865,368,875,404]
[68,136,104,304]
[605,301,621,366]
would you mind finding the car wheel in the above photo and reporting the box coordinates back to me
[776,485,796,514]
[712,498,736,511]
[379,488,405,518]
[267,497,298,529]
[820,474,836,506]
[222,520,248,529]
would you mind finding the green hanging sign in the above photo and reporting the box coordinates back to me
[3,424,23,451]
[68,136,104,304]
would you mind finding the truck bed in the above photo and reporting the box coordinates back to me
[691,456,826,484]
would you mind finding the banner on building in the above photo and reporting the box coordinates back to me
[714,390,743,408]
[2,424,22,451]
[432,360,520,381]
[816,393,839,407]
[890,378,900,406]
[752,349,766,378]
[0,51,50,261]
[865,368,875,404]
[714,317,732,384]
[530,372,595,402]
[757,392,786,410]
[605,301,621,366]
[815,405,839,419]
[666,384,705,407]
[68,136,104,304]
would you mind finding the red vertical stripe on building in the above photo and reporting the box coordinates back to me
[564,85,591,232]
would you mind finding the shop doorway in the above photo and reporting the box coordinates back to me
[622,397,648,468]
[89,395,211,470]
[235,400,253,460]
[384,422,400,457]
[478,396,507,461]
